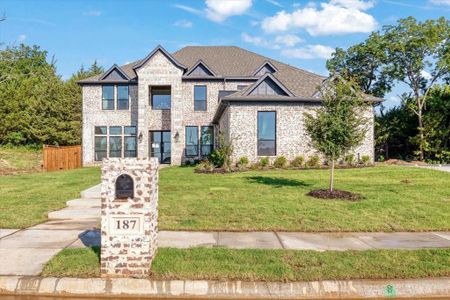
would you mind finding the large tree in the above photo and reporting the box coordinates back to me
[383,17,450,160]
[304,78,367,192]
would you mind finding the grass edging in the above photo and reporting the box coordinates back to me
[42,247,450,281]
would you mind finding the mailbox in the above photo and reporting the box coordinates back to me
[115,174,134,199]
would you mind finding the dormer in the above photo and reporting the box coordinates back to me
[133,45,187,71]
[99,64,130,82]
[244,73,293,96]
[252,61,278,77]
[185,60,217,77]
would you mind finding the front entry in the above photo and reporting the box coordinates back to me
[150,131,171,164]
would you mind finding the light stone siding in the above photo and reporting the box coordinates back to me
[82,84,138,165]
[135,51,184,165]
[221,102,375,164]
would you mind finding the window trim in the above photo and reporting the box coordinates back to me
[257,111,277,157]
[200,126,214,157]
[194,85,207,112]
[102,85,115,110]
[150,85,172,110]
[185,126,199,157]
[117,85,130,110]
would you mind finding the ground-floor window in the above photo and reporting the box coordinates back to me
[257,111,276,156]
[94,126,136,161]
[201,126,214,156]
[185,126,198,157]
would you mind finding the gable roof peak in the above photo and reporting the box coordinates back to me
[244,73,294,97]
[98,64,131,81]
[185,59,217,77]
[133,45,186,71]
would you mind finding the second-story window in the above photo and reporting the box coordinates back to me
[117,85,129,110]
[194,85,207,111]
[102,85,114,110]
[151,86,171,110]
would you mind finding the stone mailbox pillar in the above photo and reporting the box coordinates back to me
[100,158,159,277]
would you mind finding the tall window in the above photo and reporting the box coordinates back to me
[201,126,214,156]
[257,111,276,156]
[94,126,107,161]
[185,126,198,156]
[102,85,114,110]
[151,86,171,110]
[194,85,207,111]
[109,126,122,157]
[124,126,137,157]
[117,85,129,110]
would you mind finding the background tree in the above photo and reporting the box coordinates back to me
[383,16,450,160]
[304,78,367,192]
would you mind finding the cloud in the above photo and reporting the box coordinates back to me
[429,0,450,5]
[281,45,334,59]
[241,32,280,49]
[17,34,27,42]
[261,0,377,36]
[82,10,102,17]
[174,19,193,28]
[274,34,303,47]
[421,70,432,80]
[205,0,252,22]
[173,4,203,15]
[265,0,283,7]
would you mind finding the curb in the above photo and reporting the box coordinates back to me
[0,276,449,298]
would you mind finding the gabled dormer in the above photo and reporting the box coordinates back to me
[133,45,187,71]
[185,60,217,77]
[99,64,131,82]
[252,60,278,77]
[244,73,293,97]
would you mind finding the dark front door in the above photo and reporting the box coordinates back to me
[150,131,171,164]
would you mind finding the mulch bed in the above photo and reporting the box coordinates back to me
[306,189,362,201]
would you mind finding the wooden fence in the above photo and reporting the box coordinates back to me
[43,145,82,171]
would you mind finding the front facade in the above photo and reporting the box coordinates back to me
[80,45,376,166]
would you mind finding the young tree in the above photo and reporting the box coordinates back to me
[304,78,368,192]
[383,17,450,160]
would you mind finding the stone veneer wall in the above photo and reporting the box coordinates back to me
[82,84,138,165]
[100,158,159,277]
[222,102,374,163]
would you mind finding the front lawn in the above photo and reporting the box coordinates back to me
[159,166,450,232]
[42,247,450,281]
[0,167,100,228]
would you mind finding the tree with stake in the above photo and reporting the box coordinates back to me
[304,78,368,196]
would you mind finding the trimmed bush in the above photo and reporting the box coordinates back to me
[291,156,305,168]
[238,156,249,167]
[273,156,288,168]
[344,154,355,166]
[306,155,320,168]
[360,155,371,166]
[260,157,269,168]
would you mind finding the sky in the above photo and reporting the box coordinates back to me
[0,0,449,109]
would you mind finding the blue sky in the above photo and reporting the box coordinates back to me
[0,0,449,108]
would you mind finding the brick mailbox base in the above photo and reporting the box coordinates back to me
[100,158,159,277]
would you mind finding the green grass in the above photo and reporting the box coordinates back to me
[42,247,450,281]
[0,146,42,175]
[159,166,450,232]
[0,167,100,228]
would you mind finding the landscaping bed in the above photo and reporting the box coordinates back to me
[42,247,450,281]
[159,165,450,232]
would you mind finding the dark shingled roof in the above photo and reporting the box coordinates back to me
[78,45,326,99]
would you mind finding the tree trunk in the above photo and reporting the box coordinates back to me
[418,110,425,161]
[329,156,335,192]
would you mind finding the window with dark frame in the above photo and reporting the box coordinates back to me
[257,111,276,156]
[109,126,122,158]
[185,126,198,156]
[151,86,171,110]
[102,85,114,110]
[124,126,137,157]
[201,126,214,156]
[94,126,107,161]
[194,85,207,111]
[117,85,129,110]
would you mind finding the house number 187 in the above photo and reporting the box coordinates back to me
[116,219,137,230]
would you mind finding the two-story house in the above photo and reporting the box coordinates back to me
[79,45,377,166]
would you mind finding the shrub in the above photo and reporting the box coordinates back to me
[291,156,305,168]
[195,161,215,172]
[378,155,385,162]
[184,160,192,166]
[273,156,287,168]
[344,154,355,166]
[209,149,225,167]
[306,155,320,168]
[259,157,269,168]
[238,156,249,167]
[360,155,370,166]
[209,133,233,168]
